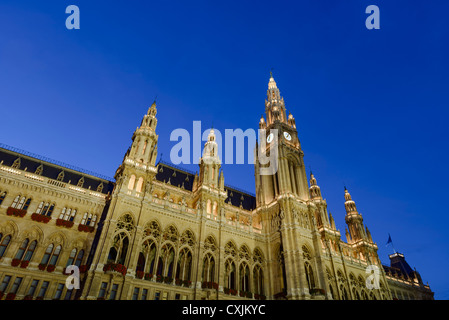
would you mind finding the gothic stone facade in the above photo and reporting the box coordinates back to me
[0,75,434,300]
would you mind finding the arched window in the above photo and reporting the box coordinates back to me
[0,191,7,205]
[15,239,37,262]
[136,252,145,272]
[202,253,215,283]
[128,175,136,190]
[136,177,144,193]
[107,247,117,263]
[305,262,316,290]
[239,262,250,292]
[36,202,43,214]
[75,249,84,267]
[140,239,157,275]
[329,284,335,300]
[36,202,55,216]
[49,245,61,265]
[225,259,236,290]
[302,245,315,291]
[213,201,217,216]
[87,213,93,225]
[11,196,20,208]
[206,200,211,214]
[83,213,96,226]
[159,244,175,277]
[253,265,264,295]
[15,238,29,260]
[41,244,62,266]
[361,289,369,300]
[0,234,11,258]
[107,232,129,265]
[11,196,31,210]
[23,198,32,210]
[176,248,192,281]
[59,208,76,221]
[66,249,77,267]
[341,286,349,300]
[91,214,97,226]
[352,288,361,300]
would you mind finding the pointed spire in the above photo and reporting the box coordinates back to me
[329,212,336,229]
[344,187,353,203]
[218,169,225,190]
[366,226,373,242]
[345,227,352,243]
[287,110,296,128]
[192,172,199,191]
[147,99,157,116]
[265,72,287,125]
[268,72,277,90]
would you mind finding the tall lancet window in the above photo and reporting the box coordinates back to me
[128,175,136,190]
[136,177,144,193]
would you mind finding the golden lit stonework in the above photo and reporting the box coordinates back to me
[0,76,433,300]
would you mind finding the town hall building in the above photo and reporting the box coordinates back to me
[0,75,434,300]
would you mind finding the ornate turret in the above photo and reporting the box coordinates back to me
[287,111,296,129]
[198,128,223,190]
[114,101,159,193]
[309,172,322,200]
[127,101,159,166]
[344,187,366,242]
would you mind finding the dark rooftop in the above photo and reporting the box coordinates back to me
[155,160,256,211]
[0,143,114,195]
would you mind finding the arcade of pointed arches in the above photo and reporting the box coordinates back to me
[106,213,266,295]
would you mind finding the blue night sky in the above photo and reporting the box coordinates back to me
[1,0,448,299]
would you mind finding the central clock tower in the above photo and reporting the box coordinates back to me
[254,73,324,300]
[255,73,309,206]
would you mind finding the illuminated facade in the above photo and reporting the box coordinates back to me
[0,75,433,300]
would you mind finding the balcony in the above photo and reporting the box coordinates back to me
[56,218,74,228]
[6,207,27,218]
[103,263,127,276]
[31,213,51,224]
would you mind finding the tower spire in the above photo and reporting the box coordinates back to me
[265,73,287,125]
[344,187,367,242]
[114,102,159,190]
[127,102,159,166]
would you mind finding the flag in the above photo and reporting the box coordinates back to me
[386,234,397,253]
[386,234,392,246]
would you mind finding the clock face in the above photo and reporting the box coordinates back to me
[267,133,274,143]
[284,131,292,141]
